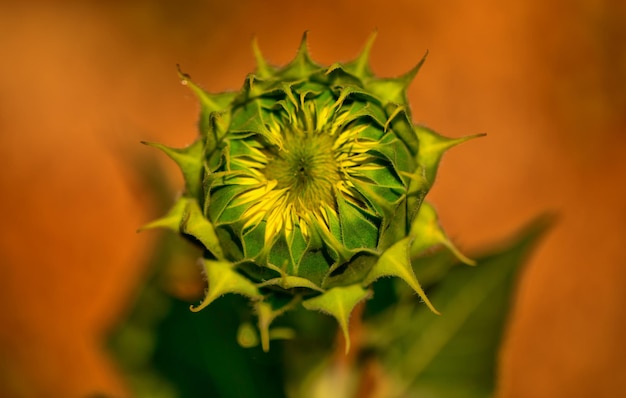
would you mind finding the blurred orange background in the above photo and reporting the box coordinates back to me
[1,1,625,397]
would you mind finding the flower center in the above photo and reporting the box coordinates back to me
[263,130,339,215]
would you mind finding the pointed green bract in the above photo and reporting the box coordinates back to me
[279,32,322,80]
[147,33,479,352]
[257,275,324,292]
[365,51,427,106]
[142,139,204,199]
[410,201,475,265]
[369,218,551,397]
[180,199,224,260]
[139,196,189,232]
[190,260,262,313]
[364,236,439,314]
[252,37,274,79]
[302,285,371,354]
[344,31,377,81]
[178,66,237,144]
[416,126,485,186]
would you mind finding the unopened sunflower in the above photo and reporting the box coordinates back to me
[144,33,479,352]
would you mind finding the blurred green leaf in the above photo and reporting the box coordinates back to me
[108,232,286,398]
[367,217,550,398]
[152,295,286,398]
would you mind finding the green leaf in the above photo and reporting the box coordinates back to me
[190,260,262,313]
[153,295,287,398]
[302,284,371,354]
[371,217,551,398]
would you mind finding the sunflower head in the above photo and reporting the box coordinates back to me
[144,33,480,352]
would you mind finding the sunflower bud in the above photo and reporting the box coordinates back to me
[144,33,479,352]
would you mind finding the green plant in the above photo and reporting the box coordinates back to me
[110,33,548,398]
[142,33,480,352]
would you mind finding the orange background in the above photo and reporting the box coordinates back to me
[1,1,625,397]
